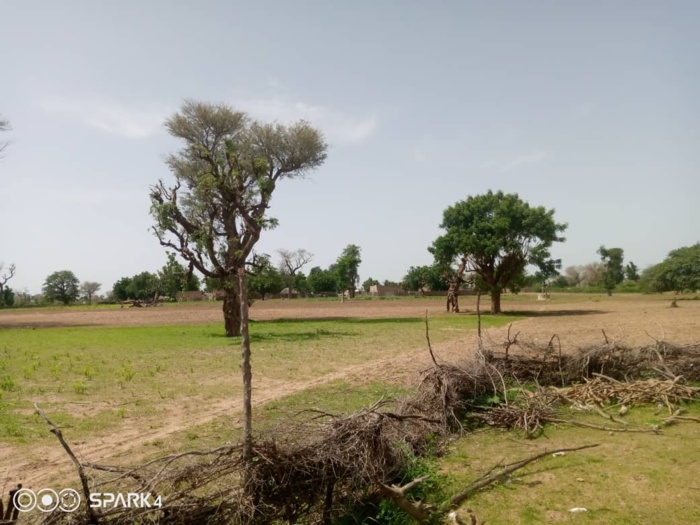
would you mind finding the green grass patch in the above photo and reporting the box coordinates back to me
[0,314,519,446]
[438,403,700,524]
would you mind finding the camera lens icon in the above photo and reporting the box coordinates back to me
[58,488,81,512]
[36,488,59,512]
[13,488,37,513]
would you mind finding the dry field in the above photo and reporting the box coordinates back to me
[1,293,698,512]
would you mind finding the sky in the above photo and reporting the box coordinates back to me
[1,1,699,294]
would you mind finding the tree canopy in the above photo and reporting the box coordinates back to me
[402,264,450,293]
[334,244,362,298]
[597,246,625,295]
[43,270,80,305]
[150,100,327,337]
[430,190,567,313]
[642,243,700,293]
[158,253,201,300]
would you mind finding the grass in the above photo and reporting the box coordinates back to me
[439,403,700,524]
[0,314,519,446]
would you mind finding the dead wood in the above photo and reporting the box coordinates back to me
[449,444,599,507]
[34,403,100,524]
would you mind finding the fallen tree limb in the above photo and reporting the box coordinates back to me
[34,403,100,524]
[449,444,599,507]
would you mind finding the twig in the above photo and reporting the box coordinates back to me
[549,418,661,434]
[425,310,439,367]
[34,403,100,524]
[449,444,599,507]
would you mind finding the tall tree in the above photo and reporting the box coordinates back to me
[80,281,101,304]
[597,246,625,296]
[43,270,80,305]
[278,249,313,298]
[150,100,327,462]
[334,244,362,298]
[430,191,566,314]
[150,101,327,337]
[0,263,16,303]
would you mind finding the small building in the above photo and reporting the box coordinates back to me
[176,290,205,302]
[369,284,407,297]
[279,287,300,298]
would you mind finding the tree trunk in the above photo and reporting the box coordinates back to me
[239,268,253,462]
[607,289,612,297]
[223,284,241,337]
[491,289,502,314]
[349,287,355,299]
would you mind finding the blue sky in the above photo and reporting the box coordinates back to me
[1,1,699,294]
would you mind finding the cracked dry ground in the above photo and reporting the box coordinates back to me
[1,294,698,488]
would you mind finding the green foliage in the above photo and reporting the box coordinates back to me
[158,253,200,300]
[2,286,14,307]
[430,190,566,313]
[42,270,80,305]
[334,244,362,297]
[642,243,700,293]
[307,266,338,294]
[625,261,640,281]
[597,246,625,295]
[149,100,328,335]
[112,271,160,301]
[248,256,285,299]
[402,265,449,292]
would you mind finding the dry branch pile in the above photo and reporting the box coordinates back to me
[28,334,700,525]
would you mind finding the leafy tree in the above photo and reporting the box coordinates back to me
[362,277,380,293]
[534,258,561,294]
[625,261,640,281]
[307,266,338,294]
[278,249,313,298]
[80,281,101,304]
[597,246,625,295]
[2,286,14,307]
[334,244,362,298]
[112,272,160,301]
[0,263,16,305]
[150,101,326,464]
[430,191,566,314]
[43,270,80,305]
[249,256,285,300]
[150,101,327,337]
[642,243,700,293]
[402,265,450,293]
[294,272,310,295]
[158,253,200,300]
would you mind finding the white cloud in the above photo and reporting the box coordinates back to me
[480,151,549,173]
[232,96,378,144]
[38,97,169,138]
[500,150,548,172]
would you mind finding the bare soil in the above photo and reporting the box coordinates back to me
[1,294,698,489]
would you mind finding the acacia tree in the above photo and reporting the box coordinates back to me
[597,246,625,296]
[150,101,327,337]
[80,281,101,304]
[334,244,362,298]
[430,191,566,314]
[278,249,313,298]
[43,270,80,305]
